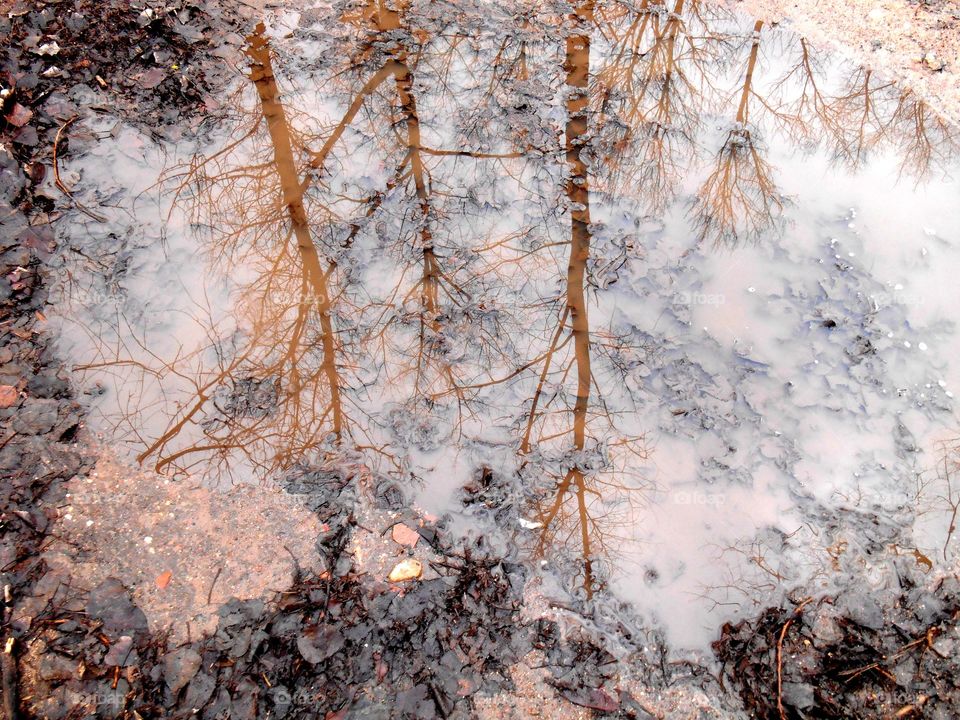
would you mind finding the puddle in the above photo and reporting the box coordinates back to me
[49,0,960,654]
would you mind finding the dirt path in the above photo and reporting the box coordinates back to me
[729,0,960,123]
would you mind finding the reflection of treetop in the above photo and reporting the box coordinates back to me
[75,0,956,585]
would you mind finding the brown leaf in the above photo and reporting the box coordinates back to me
[391,523,420,548]
[375,653,388,683]
[0,386,17,409]
[155,570,173,589]
[561,687,620,712]
[138,68,166,89]
[5,103,32,128]
[25,162,46,184]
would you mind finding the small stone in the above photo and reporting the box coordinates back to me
[923,51,946,71]
[388,558,423,582]
[0,385,17,408]
[104,635,138,666]
[155,570,172,589]
[391,523,420,548]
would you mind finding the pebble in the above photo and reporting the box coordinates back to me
[388,558,422,582]
[391,523,420,548]
[0,385,17,408]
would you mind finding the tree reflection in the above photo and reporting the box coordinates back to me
[64,0,959,598]
[593,0,729,211]
[90,24,359,479]
[691,20,785,247]
[510,1,650,598]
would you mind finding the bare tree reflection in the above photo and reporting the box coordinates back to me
[72,25,382,480]
[593,0,730,211]
[691,20,785,247]
[507,1,650,597]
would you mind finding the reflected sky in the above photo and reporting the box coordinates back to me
[53,0,960,650]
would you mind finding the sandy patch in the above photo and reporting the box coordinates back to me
[42,448,324,642]
[728,0,960,123]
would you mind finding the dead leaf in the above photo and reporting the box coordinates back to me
[155,570,173,589]
[297,625,344,664]
[5,103,32,128]
[560,687,620,712]
[138,68,166,89]
[24,162,46,184]
[387,558,422,583]
[391,523,419,548]
[913,549,933,572]
[0,386,17,409]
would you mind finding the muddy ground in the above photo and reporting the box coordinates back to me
[2,0,960,719]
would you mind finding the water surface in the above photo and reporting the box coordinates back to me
[52,0,960,652]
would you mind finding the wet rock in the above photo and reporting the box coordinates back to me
[38,651,76,682]
[230,678,259,720]
[183,670,217,710]
[837,591,885,629]
[391,523,420,548]
[0,385,18,408]
[395,684,435,718]
[85,577,148,639]
[781,681,816,709]
[104,635,138,666]
[32,686,90,720]
[163,646,202,696]
[11,398,58,434]
[0,147,26,204]
[809,606,842,646]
